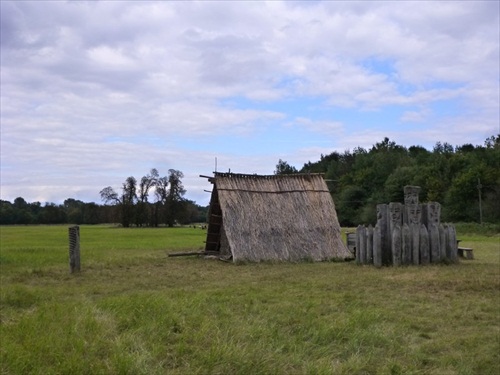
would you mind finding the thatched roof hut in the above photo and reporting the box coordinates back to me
[202,172,350,262]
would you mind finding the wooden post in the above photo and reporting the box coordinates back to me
[376,204,390,265]
[68,226,80,273]
[411,223,420,265]
[429,224,440,263]
[392,225,402,266]
[356,225,366,264]
[439,224,447,261]
[366,225,373,265]
[389,202,403,266]
[447,225,458,263]
[373,224,382,268]
[402,224,411,265]
[419,224,430,265]
[408,203,422,265]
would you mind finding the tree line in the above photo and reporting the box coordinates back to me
[276,135,500,226]
[0,168,208,226]
[2,137,498,227]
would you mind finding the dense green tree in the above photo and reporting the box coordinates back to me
[274,159,298,175]
[39,203,67,224]
[164,169,186,227]
[298,135,500,225]
[177,200,202,225]
[336,185,367,226]
[136,169,158,226]
[153,175,169,227]
[82,202,101,224]
[12,197,36,224]
[99,177,137,227]
[64,198,84,224]
[0,200,15,224]
[383,166,418,203]
[443,168,481,222]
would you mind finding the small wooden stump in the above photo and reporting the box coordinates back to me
[464,248,474,260]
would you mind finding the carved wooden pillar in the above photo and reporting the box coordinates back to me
[373,224,382,268]
[402,223,412,265]
[366,225,373,265]
[389,202,403,266]
[419,224,430,265]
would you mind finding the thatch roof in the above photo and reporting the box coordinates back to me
[203,172,350,262]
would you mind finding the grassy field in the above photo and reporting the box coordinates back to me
[0,225,499,375]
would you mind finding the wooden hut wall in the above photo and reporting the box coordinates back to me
[219,226,231,259]
[214,173,350,262]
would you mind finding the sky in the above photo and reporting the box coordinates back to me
[1,1,499,206]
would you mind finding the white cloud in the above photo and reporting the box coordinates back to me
[400,108,430,123]
[1,0,498,205]
[292,117,345,137]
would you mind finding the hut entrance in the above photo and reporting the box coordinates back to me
[205,187,222,254]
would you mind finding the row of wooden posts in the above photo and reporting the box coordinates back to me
[354,222,458,267]
[353,186,458,267]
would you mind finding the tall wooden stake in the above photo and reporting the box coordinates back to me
[69,226,80,273]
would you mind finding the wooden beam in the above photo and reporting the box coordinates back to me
[168,251,220,257]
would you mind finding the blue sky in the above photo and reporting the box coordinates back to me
[1,1,498,206]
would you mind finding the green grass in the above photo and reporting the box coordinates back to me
[453,222,500,237]
[1,225,499,374]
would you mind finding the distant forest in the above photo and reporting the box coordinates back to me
[276,135,500,226]
[0,168,208,226]
[2,135,499,226]
[0,197,208,227]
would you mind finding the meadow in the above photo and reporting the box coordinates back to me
[0,225,498,375]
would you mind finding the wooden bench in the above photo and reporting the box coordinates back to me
[458,247,474,260]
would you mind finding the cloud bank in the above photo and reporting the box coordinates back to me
[1,1,498,205]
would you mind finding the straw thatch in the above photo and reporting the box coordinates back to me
[203,172,350,262]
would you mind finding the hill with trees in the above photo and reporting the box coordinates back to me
[277,135,500,226]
